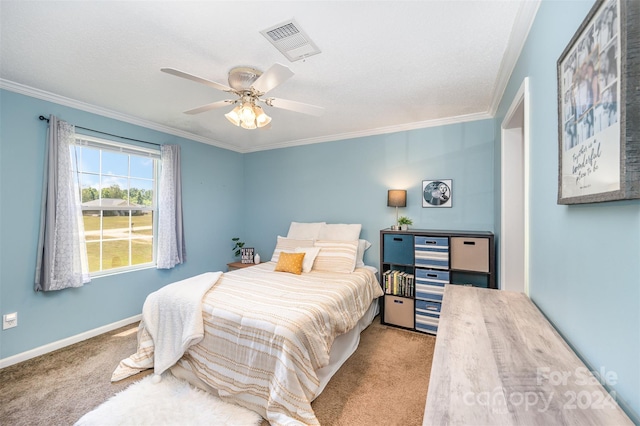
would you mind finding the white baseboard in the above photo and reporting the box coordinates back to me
[0,314,141,369]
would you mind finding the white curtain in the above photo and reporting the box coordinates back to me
[35,116,90,291]
[157,144,186,269]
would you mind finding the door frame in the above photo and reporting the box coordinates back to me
[500,77,530,294]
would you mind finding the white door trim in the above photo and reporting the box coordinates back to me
[500,77,530,294]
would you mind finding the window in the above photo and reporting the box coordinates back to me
[71,136,160,275]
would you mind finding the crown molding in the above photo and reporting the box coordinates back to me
[242,111,494,153]
[0,79,240,152]
[2,78,493,154]
[487,0,541,116]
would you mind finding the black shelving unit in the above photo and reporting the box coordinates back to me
[379,228,495,335]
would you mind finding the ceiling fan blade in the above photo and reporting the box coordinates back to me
[184,100,234,115]
[266,97,325,117]
[251,63,294,94]
[161,68,233,92]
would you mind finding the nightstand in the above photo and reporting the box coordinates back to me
[227,261,259,271]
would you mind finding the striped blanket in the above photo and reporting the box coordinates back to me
[112,262,383,425]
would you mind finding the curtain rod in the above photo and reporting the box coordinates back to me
[38,115,161,147]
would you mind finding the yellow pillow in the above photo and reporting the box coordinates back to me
[274,252,306,275]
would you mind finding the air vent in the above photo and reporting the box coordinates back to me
[260,19,321,62]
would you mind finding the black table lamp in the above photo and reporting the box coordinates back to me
[387,190,407,229]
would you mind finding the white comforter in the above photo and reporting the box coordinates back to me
[113,262,382,425]
[142,271,222,375]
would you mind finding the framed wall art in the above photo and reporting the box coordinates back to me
[422,179,452,208]
[241,247,255,264]
[557,0,639,204]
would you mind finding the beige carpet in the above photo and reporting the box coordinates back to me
[0,317,435,425]
[0,325,149,426]
[311,321,435,425]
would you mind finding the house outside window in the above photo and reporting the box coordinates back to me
[72,136,160,275]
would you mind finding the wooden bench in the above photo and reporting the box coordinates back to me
[423,285,632,425]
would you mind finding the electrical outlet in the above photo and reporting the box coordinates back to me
[3,312,17,330]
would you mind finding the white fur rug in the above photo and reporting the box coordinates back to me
[75,373,263,426]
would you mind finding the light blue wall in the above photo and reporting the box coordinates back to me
[3,1,637,418]
[242,120,495,269]
[0,89,244,359]
[494,0,639,420]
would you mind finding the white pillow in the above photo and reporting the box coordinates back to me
[312,240,359,273]
[287,222,326,240]
[295,246,321,273]
[271,236,315,262]
[317,223,362,241]
[356,239,372,268]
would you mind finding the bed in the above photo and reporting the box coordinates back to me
[112,224,383,425]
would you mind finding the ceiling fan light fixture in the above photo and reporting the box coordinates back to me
[225,105,241,126]
[254,105,271,128]
[240,102,256,124]
[240,120,257,130]
[163,62,322,130]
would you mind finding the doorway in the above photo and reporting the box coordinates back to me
[500,78,529,294]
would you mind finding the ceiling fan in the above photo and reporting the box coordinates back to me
[161,63,324,130]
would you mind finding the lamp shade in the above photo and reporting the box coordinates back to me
[225,106,241,126]
[387,190,407,207]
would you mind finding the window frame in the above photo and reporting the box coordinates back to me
[72,135,161,276]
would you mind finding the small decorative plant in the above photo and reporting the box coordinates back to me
[398,216,413,226]
[398,216,413,230]
[231,237,245,258]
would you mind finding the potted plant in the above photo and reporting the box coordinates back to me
[231,237,245,258]
[398,216,413,231]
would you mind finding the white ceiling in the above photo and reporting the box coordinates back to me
[0,1,539,153]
